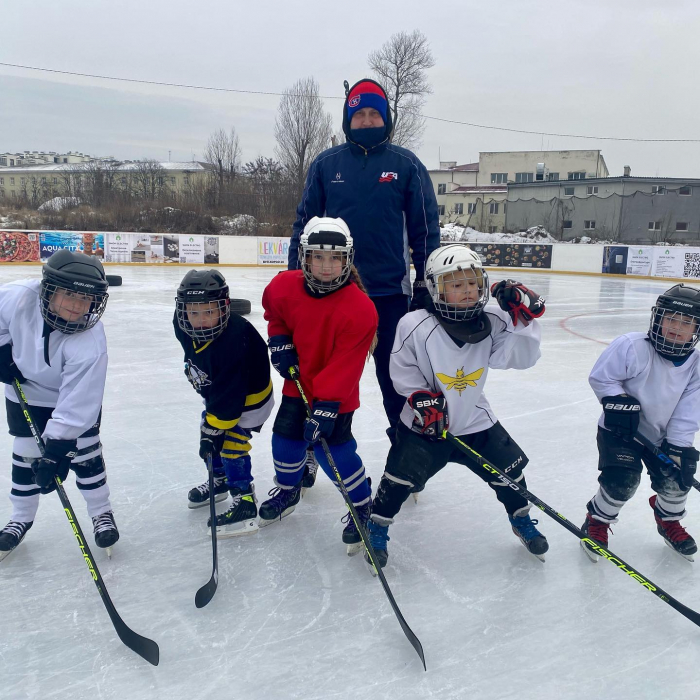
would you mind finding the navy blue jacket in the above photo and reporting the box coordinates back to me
[288,140,440,297]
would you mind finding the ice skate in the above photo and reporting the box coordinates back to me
[411,483,424,504]
[92,511,119,558]
[651,495,697,562]
[341,502,371,556]
[364,515,391,576]
[0,521,32,562]
[301,448,318,497]
[209,487,259,538]
[188,474,228,509]
[580,513,611,563]
[509,507,548,562]
[258,483,302,527]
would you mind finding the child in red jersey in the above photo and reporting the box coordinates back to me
[259,217,378,555]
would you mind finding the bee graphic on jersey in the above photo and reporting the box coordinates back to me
[185,359,211,391]
[436,367,484,396]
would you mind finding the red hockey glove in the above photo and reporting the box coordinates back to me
[408,391,448,439]
[490,280,545,327]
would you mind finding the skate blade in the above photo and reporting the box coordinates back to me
[258,506,296,528]
[365,557,379,577]
[105,546,113,559]
[188,492,228,509]
[301,487,308,498]
[0,548,15,563]
[346,542,364,557]
[412,493,419,504]
[580,539,601,563]
[215,519,259,538]
[663,538,695,562]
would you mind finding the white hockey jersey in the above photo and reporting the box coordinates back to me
[0,279,108,441]
[589,332,700,447]
[390,306,542,436]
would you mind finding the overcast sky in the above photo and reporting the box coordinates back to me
[2,0,700,177]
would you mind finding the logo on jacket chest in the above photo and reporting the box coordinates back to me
[436,367,484,396]
[185,359,211,391]
[379,172,398,183]
[331,172,345,184]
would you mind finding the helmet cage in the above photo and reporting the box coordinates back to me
[426,265,490,321]
[176,297,230,342]
[648,305,700,358]
[40,279,108,334]
[301,230,354,294]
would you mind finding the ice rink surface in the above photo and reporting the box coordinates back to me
[1,264,700,700]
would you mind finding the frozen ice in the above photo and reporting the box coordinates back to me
[1,265,699,700]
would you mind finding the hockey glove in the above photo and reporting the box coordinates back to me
[490,280,545,327]
[199,421,226,460]
[602,394,641,441]
[661,441,699,489]
[268,335,300,380]
[408,391,448,439]
[32,439,77,494]
[303,400,340,444]
[0,344,25,385]
[409,280,430,312]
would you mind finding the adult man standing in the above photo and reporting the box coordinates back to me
[288,78,440,454]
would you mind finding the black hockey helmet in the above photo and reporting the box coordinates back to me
[176,269,230,341]
[40,249,109,334]
[648,283,700,359]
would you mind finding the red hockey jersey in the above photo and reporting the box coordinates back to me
[262,270,378,412]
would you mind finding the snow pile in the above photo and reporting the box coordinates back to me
[37,197,81,212]
[216,214,258,236]
[441,223,558,244]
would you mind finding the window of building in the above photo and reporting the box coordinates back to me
[568,171,586,180]
[488,226,498,233]
[10,178,14,185]
[679,186,692,196]
[676,222,689,232]
[158,177,164,186]
[41,177,46,184]
[563,220,572,229]
[121,177,127,185]
[515,172,533,183]
[0,178,3,185]
[10,159,15,166]
[171,177,176,185]
[547,172,560,181]
[491,173,507,184]
[437,183,446,195]
[438,204,445,216]
[0,190,3,198]
[587,186,599,195]
[0,157,5,166]
[21,178,25,185]
[11,191,16,198]
[564,187,575,196]
[467,202,476,214]
[652,185,665,195]
[648,221,661,231]
[53,178,57,185]
[489,202,499,214]
[454,203,463,215]
[184,177,190,185]
[584,220,596,230]
[63,158,68,163]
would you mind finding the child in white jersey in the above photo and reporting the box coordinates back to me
[581,284,700,561]
[365,244,549,570]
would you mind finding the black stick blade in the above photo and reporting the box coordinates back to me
[195,571,218,609]
[114,620,160,666]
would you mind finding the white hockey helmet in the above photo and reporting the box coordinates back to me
[425,244,489,320]
[300,216,354,294]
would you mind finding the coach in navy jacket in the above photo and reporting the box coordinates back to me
[288,78,440,442]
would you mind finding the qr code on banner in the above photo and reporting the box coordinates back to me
[180,257,187,263]
[684,252,700,278]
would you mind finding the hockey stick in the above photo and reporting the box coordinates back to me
[634,433,700,493]
[290,370,426,670]
[195,452,219,608]
[12,378,160,666]
[443,430,700,629]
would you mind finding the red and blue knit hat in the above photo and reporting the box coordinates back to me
[346,79,388,122]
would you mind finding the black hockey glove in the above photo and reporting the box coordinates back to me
[0,344,25,385]
[268,335,300,380]
[490,280,545,327]
[601,394,641,441]
[661,441,699,489]
[303,400,340,444]
[32,439,77,494]
[408,391,448,439]
[409,280,430,312]
[199,422,226,460]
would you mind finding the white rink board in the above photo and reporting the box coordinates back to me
[1,265,699,700]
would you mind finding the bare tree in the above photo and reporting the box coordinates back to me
[132,160,166,201]
[368,30,435,149]
[204,127,242,207]
[274,77,333,197]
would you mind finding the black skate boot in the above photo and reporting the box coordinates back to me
[301,448,318,497]
[258,482,302,527]
[364,515,391,576]
[509,506,548,561]
[209,486,259,538]
[341,502,372,556]
[580,513,612,563]
[0,521,32,562]
[188,474,228,509]
[92,511,119,556]
[650,495,697,561]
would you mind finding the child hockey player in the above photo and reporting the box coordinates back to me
[174,269,274,537]
[581,284,700,562]
[259,217,378,555]
[0,250,118,561]
[365,243,549,570]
